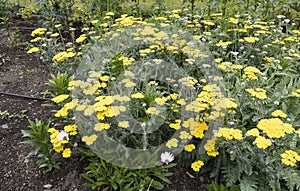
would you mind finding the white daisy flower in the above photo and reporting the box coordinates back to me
[160,152,174,164]
[56,130,68,141]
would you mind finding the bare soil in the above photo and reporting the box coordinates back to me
[0,18,211,191]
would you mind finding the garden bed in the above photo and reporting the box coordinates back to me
[0,18,211,191]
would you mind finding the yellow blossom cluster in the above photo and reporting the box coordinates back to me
[216,128,243,141]
[27,47,40,54]
[245,88,267,99]
[271,110,287,118]
[291,89,300,97]
[166,138,178,148]
[48,127,75,158]
[82,134,98,145]
[257,118,294,138]
[204,139,219,157]
[191,160,204,172]
[254,136,272,149]
[242,66,260,80]
[52,51,76,63]
[218,61,243,72]
[184,144,195,152]
[31,28,47,37]
[280,150,300,166]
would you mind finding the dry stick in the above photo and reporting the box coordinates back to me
[0,91,51,101]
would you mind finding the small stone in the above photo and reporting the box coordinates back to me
[1,124,8,129]
[43,184,52,189]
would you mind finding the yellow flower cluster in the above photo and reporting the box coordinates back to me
[254,136,272,149]
[31,28,47,37]
[218,61,243,72]
[64,124,78,135]
[257,118,294,138]
[216,41,232,47]
[291,89,300,97]
[184,144,195,152]
[182,118,208,138]
[191,160,204,172]
[52,94,69,103]
[27,47,40,54]
[82,134,98,145]
[242,36,260,43]
[280,150,300,166]
[216,128,243,141]
[204,139,219,157]
[271,110,287,118]
[242,66,260,80]
[179,131,192,140]
[246,128,260,137]
[169,119,181,130]
[118,121,129,128]
[76,34,87,43]
[245,88,267,99]
[166,138,178,148]
[48,128,73,158]
[52,51,76,63]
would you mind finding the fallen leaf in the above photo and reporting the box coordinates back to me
[186,171,195,179]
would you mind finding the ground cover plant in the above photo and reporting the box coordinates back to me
[1,0,300,190]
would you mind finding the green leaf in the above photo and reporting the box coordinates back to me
[150,180,164,190]
[240,178,258,191]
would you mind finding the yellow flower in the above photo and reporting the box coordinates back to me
[184,144,195,152]
[54,107,69,117]
[118,121,129,128]
[229,17,239,24]
[246,128,260,137]
[76,35,87,43]
[30,37,42,43]
[62,148,71,158]
[179,131,192,140]
[291,89,300,97]
[216,41,232,47]
[64,125,78,135]
[243,36,259,43]
[204,139,219,157]
[82,134,98,145]
[52,94,69,103]
[106,12,114,16]
[166,138,178,148]
[145,107,160,115]
[254,136,272,149]
[280,150,300,166]
[271,110,287,118]
[245,88,267,99]
[50,33,59,37]
[242,66,260,80]
[190,121,208,138]
[216,128,243,140]
[55,24,62,28]
[191,160,204,172]
[131,92,144,99]
[94,123,110,131]
[27,47,40,54]
[91,20,99,24]
[31,28,47,37]
[257,118,294,138]
[297,129,300,138]
[169,120,181,130]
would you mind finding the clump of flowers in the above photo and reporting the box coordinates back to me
[48,124,78,158]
